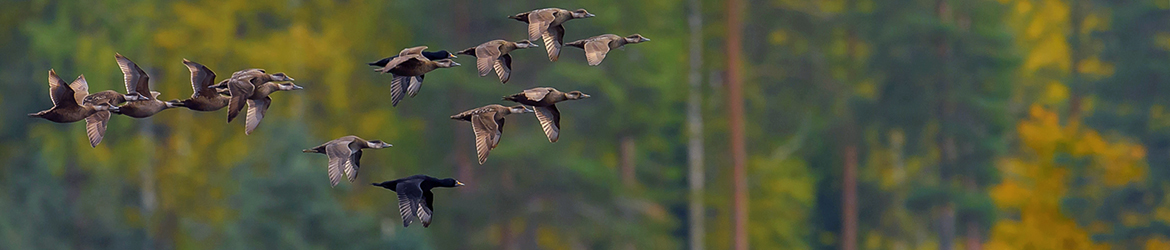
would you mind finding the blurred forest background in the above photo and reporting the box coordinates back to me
[0,0,1168,249]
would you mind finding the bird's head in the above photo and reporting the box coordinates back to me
[566,91,591,100]
[625,34,650,43]
[509,105,535,114]
[366,140,393,149]
[571,9,595,18]
[434,59,461,68]
[515,40,540,49]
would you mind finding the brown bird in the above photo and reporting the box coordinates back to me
[508,8,595,61]
[168,59,230,112]
[78,88,148,147]
[564,34,651,66]
[208,68,293,92]
[450,104,534,164]
[224,71,301,135]
[456,39,539,84]
[302,135,393,187]
[373,46,461,106]
[29,70,118,124]
[111,53,180,118]
[503,87,591,142]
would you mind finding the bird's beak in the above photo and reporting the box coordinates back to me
[449,53,458,59]
[581,94,592,98]
[451,61,462,66]
[586,13,596,17]
[642,38,651,42]
[524,106,535,113]
[455,181,465,187]
[385,143,394,147]
[292,85,304,90]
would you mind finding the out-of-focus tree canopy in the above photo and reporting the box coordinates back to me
[0,0,1167,249]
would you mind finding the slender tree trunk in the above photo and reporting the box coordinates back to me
[841,18,860,250]
[935,1,956,249]
[686,0,706,248]
[65,160,89,250]
[842,145,858,250]
[620,136,637,187]
[725,0,748,248]
[451,0,474,193]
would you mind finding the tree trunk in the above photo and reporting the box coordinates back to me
[620,136,637,187]
[451,0,475,193]
[842,145,858,250]
[686,0,706,248]
[725,0,748,248]
[935,1,956,249]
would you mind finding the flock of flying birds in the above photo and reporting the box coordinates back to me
[27,7,648,228]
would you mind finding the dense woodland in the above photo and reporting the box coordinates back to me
[0,0,1168,249]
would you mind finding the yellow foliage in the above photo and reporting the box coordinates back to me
[1076,57,1115,77]
[1146,237,1170,250]
[1023,34,1071,73]
[1154,32,1170,51]
[989,106,1149,249]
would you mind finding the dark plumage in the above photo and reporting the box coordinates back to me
[450,104,534,164]
[111,53,180,118]
[29,70,118,124]
[302,135,393,187]
[503,87,591,142]
[456,39,539,84]
[564,34,651,66]
[508,8,595,61]
[368,50,457,67]
[169,59,230,112]
[373,175,464,228]
[373,46,461,107]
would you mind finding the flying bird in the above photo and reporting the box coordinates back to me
[508,8,595,61]
[29,70,119,124]
[373,175,464,228]
[168,59,230,112]
[565,34,651,66]
[222,69,301,134]
[302,135,393,187]
[373,46,461,106]
[450,104,534,164]
[111,53,180,118]
[456,39,539,84]
[503,87,591,142]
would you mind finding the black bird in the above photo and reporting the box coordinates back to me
[368,50,458,68]
[372,175,465,228]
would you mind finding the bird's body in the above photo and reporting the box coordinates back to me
[373,46,461,107]
[456,39,539,84]
[170,59,230,112]
[564,34,651,66]
[503,87,591,142]
[78,89,147,147]
[111,54,179,118]
[369,50,457,68]
[29,70,115,123]
[450,104,534,164]
[303,135,392,187]
[373,175,464,228]
[224,76,302,134]
[508,8,595,61]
